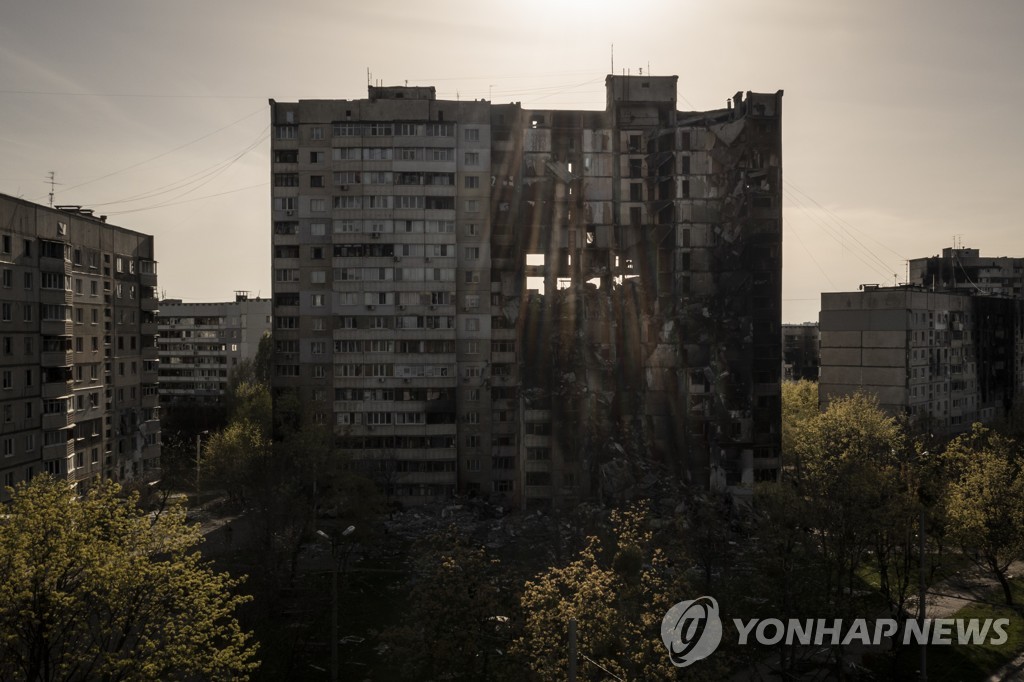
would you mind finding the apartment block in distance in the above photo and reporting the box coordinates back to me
[909,247,1024,297]
[0,194,160,500]
[270,76,783,508]
[782,322,819,381]
[819,285,1023,436]
[158,292,272,404]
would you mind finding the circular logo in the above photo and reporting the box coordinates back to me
[661,596,723,667]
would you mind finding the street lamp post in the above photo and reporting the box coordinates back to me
[317,525,355,682]
[195,430,208,505]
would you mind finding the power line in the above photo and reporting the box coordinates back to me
[784,187,896,281]
[41,106,267,202]
[85,127,268,209]
[103,182,267,216]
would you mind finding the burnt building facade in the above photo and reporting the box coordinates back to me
[270,76,783,508]
[819,286,1024,436]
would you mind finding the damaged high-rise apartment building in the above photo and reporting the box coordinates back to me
[269,76,783,508]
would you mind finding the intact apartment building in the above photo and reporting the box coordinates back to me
[0,194,159,500]
[158,292,272,403]
[819,285,1023,436]
[270,76,783,508]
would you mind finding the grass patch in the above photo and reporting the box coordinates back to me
[856,551,974,592]
[892,576,1024,681]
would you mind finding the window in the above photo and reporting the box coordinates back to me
[333,123,361,136]
[425,123,453,137]
[310,150,324,163]
[464,247,480,260]
[332,147,359,161]
[464,176,480,189]
[310,175,325,188]
[465,318,479,331]
[465,199,480,212]
[464,128,480,142]
[310,198,326,212]
[466,223,478,236]
[464,152,480,166]
[311,126,324,140]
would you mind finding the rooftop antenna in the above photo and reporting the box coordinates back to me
[46,171,62,207]
[611,43,614,74]
[367,68,371,86]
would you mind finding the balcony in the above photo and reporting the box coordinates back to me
[141,321,158,335]
[42,412,75,431]
[41,380,73,399]
[139,261,158,287]
[40,288,73,305]
[39,255,70,274]
[41,319,72,336]
[141,297,158,312]
[41,350,73,368]
[42,438,73,459]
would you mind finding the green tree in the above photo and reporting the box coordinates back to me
[0,476,258,681]
[781,379,819,462]
[943,424,1024,606]
[788,393,916,671]
[514,505,717,681]
[383,528,518,681]
[203,417,272,506]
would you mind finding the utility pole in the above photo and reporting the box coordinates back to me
[919,506,928,681]
[195,430,208,505]
[568,617,577,682]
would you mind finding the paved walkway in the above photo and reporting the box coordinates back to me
[909,561,1024,681]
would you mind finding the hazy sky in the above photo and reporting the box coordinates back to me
[2,0,1022,323]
